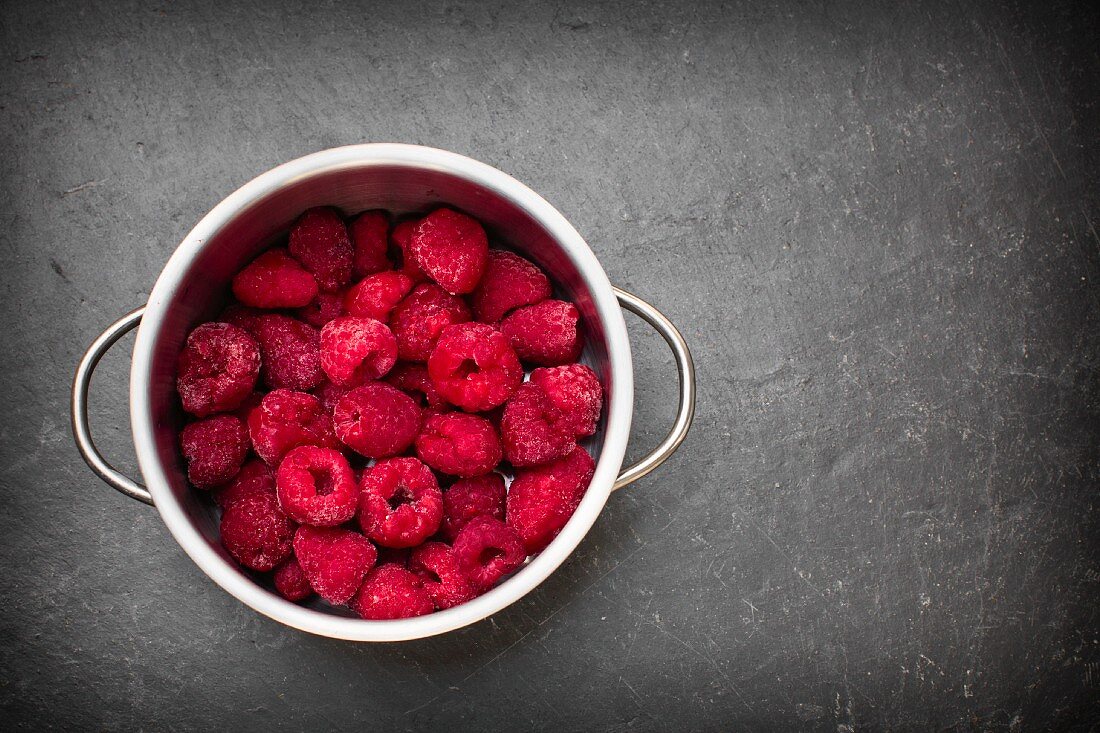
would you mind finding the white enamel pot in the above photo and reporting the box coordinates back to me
[71,144,695,642]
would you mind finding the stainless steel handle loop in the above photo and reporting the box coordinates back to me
[612,288,696,491]
[71,307,153,505]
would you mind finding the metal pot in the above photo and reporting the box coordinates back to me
[71,144,695,641]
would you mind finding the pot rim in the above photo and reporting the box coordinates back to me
[128,143,633,641]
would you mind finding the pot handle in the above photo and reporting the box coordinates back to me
[71,307,154,506]
[612,287,696,491]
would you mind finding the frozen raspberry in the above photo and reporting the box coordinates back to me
[177,322,260,417]
[273,556,313,602]
[385,363,448,410]
[500,299,584,366]
[506,446,595,554]
[179,414,250,489]
[409,542,474,610]
[276,446,359,526]
[392,219,429,283]
[319,317,398,386]
[427,323,523,412]
[294,291,345,328]
[471,250,551,323]
[231,249,319,309]
[409,208,489,295]
[214,459,274,508]
[441,473,506,542]
[351,564,434,620]
[349,210,393,277]
[288,207,353,291]
[344,271,414,322]
[248,389,338,465]
[452,516,526,591]
[415,412,502,477]
[357,457,443,548]
[333,384,421,458]
[220,492,295,572]
[529,364,603,437]
[293,525,377,605]
[389,283,471,362]
[251,314,323,391]
[499,383,575,467]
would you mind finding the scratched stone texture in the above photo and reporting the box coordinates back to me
[1,0,1098,730]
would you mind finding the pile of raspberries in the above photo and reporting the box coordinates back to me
[176,206,603,620]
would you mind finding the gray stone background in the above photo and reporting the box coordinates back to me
[1,0,1097,730]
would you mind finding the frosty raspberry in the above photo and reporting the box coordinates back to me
[389,283,471,362]
[251,314,324,391]
[441,473,506,542]
[427,322,523,412]
[351,564,434,620]
[344,271,414,322]
[409,208,489,295]
[275,445,359,526]
[231,248,318,309]
[273,557,313,602]
[248,389,338,465]
[319,316,398,386]
[179,414,250,489]
[214,459,275,509]
[357,457,443,548]
[499,382,576,467]
[391,219,430,283]
[529,364,602,437]
[506,446,595,554]
[499,299,584,366]
[293,525,377,605]
[332,383,420,458]
[177,322,260,417]
[349,209,392,278]
[415,412,502,477]
[288,207,353,291]
[220,492,295,572]
[471,250,551,323]
[452,516,526,591]
[409,542,474,610]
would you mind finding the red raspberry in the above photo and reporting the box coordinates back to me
[415,412,502,477]
[452,516,526,591]
[500,300,584,366]
[177,322,260,417]
[276,446,359,526]
[471,250,551,323]
[344,271,414,322]
[409,208,489,295]
[220,492,295,572]
[294,291,345,328]
[529,364,603,437]
[441,473,505,542]
[389,283,471,362]
[333,383,421,458]
[506,446,595,554]
[392,219,430,283]
[273,556,313,602]
[499,383,575,467]
[214,459,274,509]
[409,542,474,610]
[319,317,398,386]
[288,207,353,291]
[251,314,323,391]
[357,457,443,548]
[248,389,338,465]
[349,210,393,278]
[293,525,377,605]
[385,363,448,410]
[231,248,319,309]
[179,414,250,489]
[427,323,523,412]
[351,564,434,620]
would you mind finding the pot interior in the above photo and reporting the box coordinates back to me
[141,160,614,612]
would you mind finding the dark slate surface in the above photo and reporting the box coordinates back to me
[1,1,1097,730]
